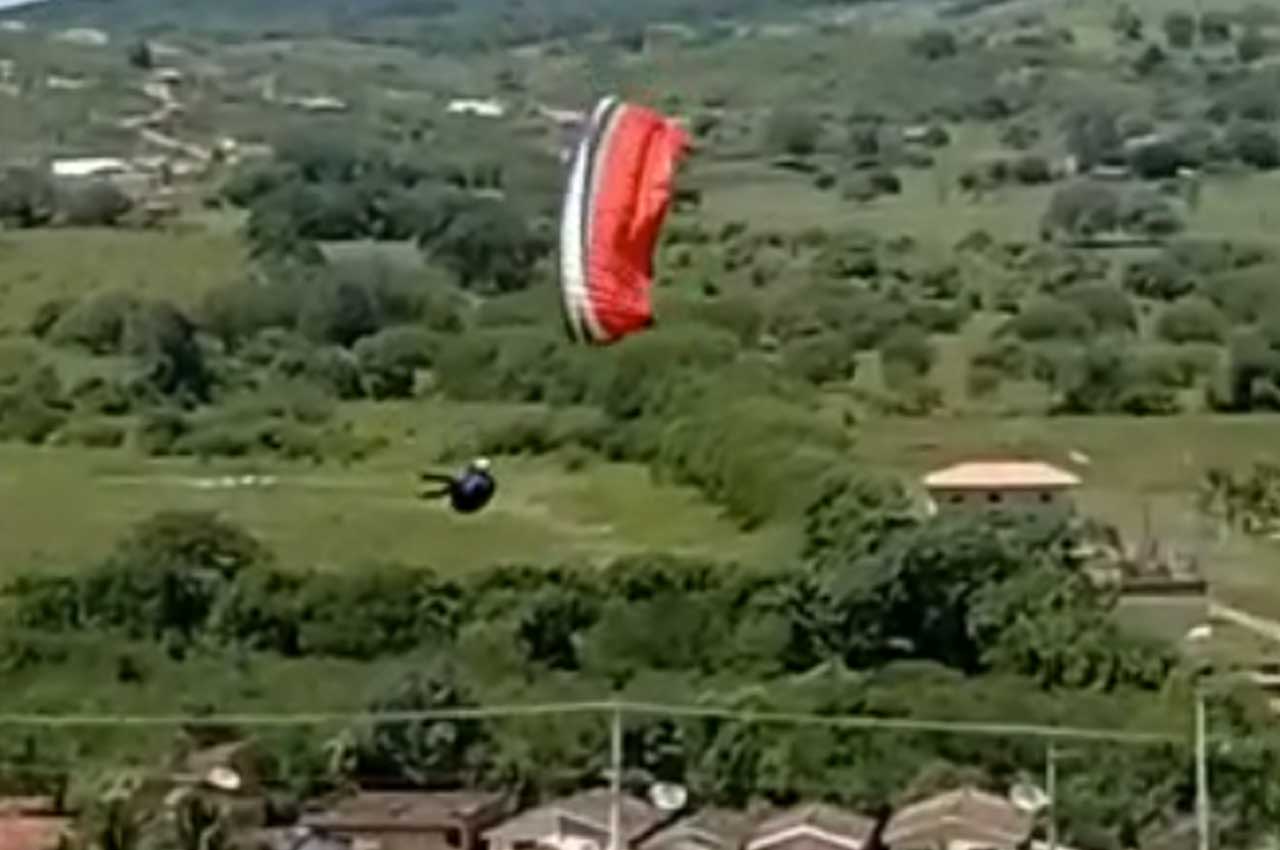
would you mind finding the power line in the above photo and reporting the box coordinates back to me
[0,701,1184,744]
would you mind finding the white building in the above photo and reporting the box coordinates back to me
[923,460,1081,514]
[51,157,130,179]
[447,98,506,119]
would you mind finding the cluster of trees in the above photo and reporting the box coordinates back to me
[2,497,1277,847]
[961,235,1280,415]
[1198,462,1280,536]
[0,169,136,230]
[1040,180,1184,244]
[224,135,553,294]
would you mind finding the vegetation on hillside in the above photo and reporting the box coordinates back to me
[4,1,1280,848]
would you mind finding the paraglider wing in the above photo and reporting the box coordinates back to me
[559,96,690,345]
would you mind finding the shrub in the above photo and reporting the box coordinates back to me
[57,418,127,449]
[1155,298,1228,345]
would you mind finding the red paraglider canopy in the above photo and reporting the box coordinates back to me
[559,96,690,345]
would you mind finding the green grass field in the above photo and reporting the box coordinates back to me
[0,225,247,333]
[856,413,1280,614]
[0,400,788,574]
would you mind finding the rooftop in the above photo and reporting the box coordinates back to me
[747,804,876,850]
[923,460,1081,491]
[484,789,662,844]
[304,791,509,828]
[883,787,1031,850]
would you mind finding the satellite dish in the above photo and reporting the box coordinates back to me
[205,766,242,792]
[648,782,689,812]
[1185,624,1214,643]
[1009,783,1050,815]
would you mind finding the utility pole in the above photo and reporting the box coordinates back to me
[609,704,624,850]
[1196,688,1210,850]
[1046,742,1058,850]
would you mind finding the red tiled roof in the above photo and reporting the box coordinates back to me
[884,787,1032,850]
[748,804,875,850]
[0,816,70,850]
[924,461,1081,491]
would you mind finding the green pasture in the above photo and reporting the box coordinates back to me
[0,226,247,333]
[0,400,785,574]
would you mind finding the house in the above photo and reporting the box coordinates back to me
[50,157,130,179]
[54,28,109,47]
[641,809,760,850]
[483,789,665,850]
[745,804,876,850]
[882,787,1032,850]
[302,790,511,850]
[0,797,71,850]
[923,460,1081,515]
[447,98,506,119]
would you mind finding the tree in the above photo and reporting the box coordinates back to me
[1062,107,1121,170]
[62,180,134,227]
[127,39,154,70]
[123,300,210,401]
[1041,180,1120,242]
[1111,4,1143,41]
[1156,297,1228,345]
[1006,297,1093,342]
[1062,283,1137,334]
[1133,43,1167,77]
[880,325,937,387]
[1121,190,1184,240]
[353,661,494,786]
[116,511,270,580]
[49,291,140,355]
[1129,140,1186,180]
[353,326,437,399]
[1163,12,1195,48]
[421,199,549,293]
[1230,124,1280,170]
[1200,12,1232,44]
[1012,155,1052,185]
[0,168,56,228]
[766,108,822,157]
[909,28,958,60]
[1237,26,1268,63]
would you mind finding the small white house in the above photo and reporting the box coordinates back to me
[447,98,506,119]
[923,460,1081,515]
[51,157,129,179]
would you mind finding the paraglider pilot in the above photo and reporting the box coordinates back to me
[419,457,496,514]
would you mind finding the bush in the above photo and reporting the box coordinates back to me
[1061,283,1136,334]
[1163,12,1195,48]
[1012,155,1052,185]
[49,292,140,355]
[1122,257,1190,301]
[61,181,134,227]
[353,327,439,400]
[782,334,859,385]
[1129,140,1186,180]
[1230,124,1280,170]
[1156,298,1228,345]
[0,167,56,228]
[1200,12,1231,44]
[880,325,936,379]
[56,418,127,449]
[1121,190,1184,239]
[69,377,133,416]
[766,108,822,157]
[1006,298,1093,342]
[1237,26,1268,63]
[1041,180,1120,242]
[910,28,958,60]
